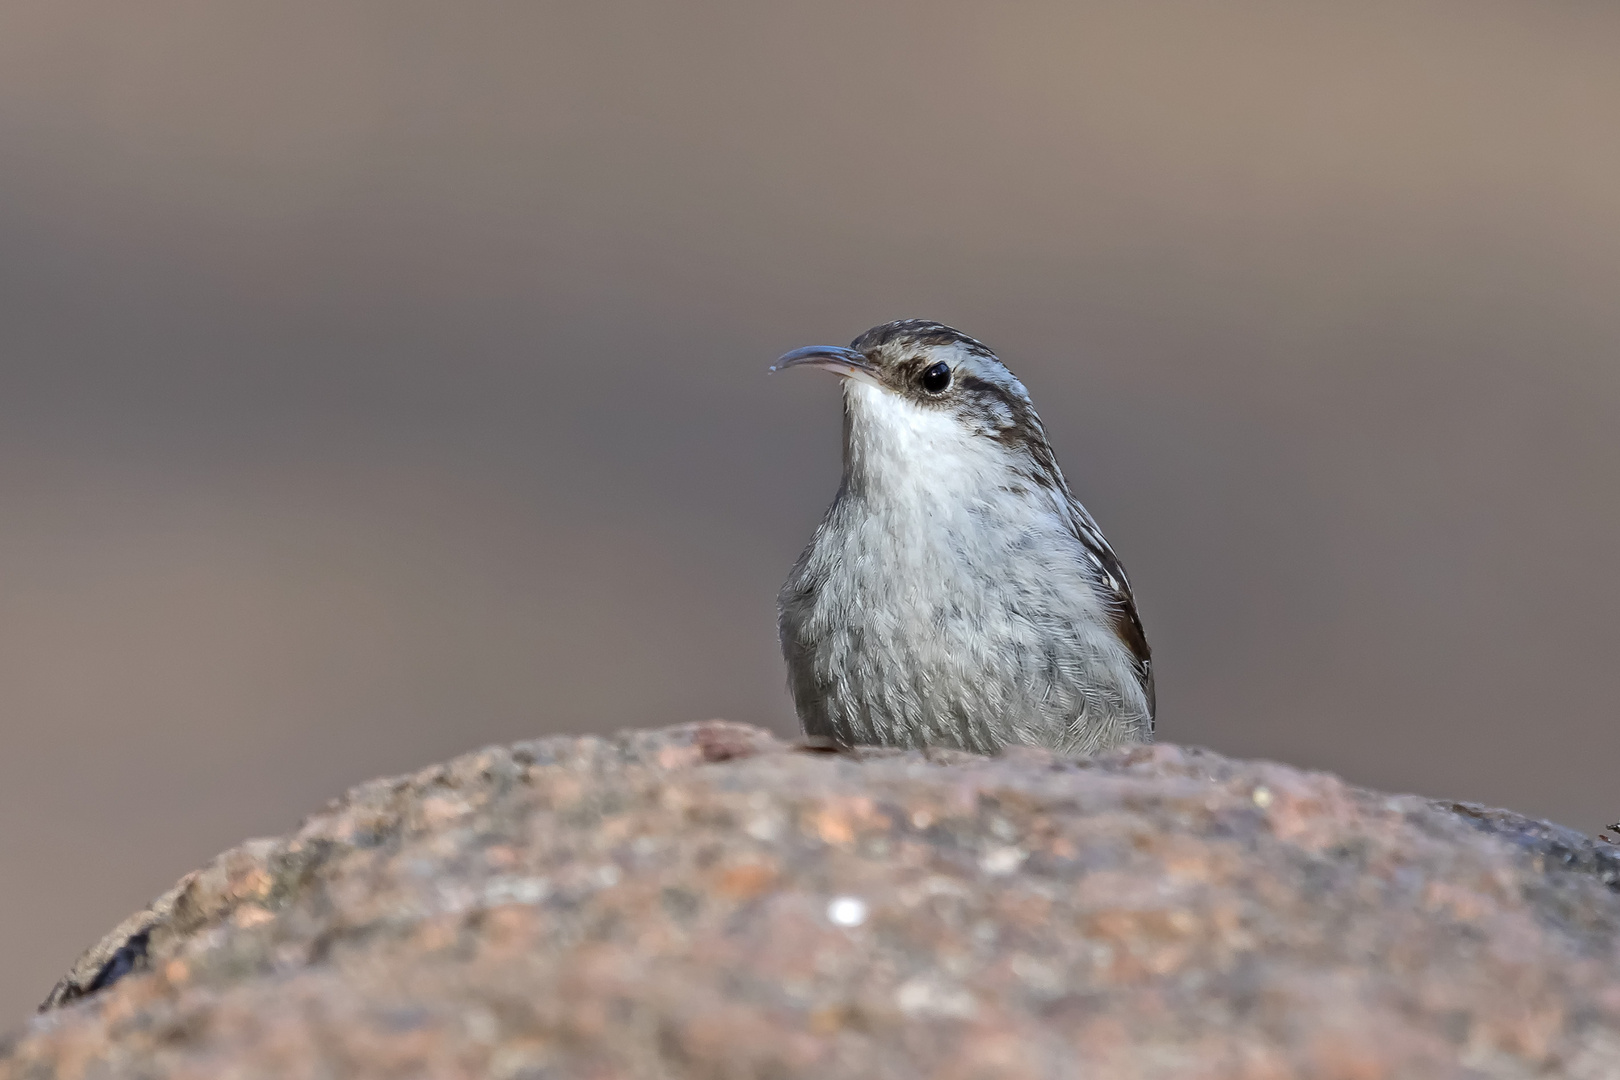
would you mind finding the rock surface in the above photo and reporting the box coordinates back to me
[7,721,1620,1079]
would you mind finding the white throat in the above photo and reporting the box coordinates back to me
[841,380,1015,507]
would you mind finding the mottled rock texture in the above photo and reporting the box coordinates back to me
[7,721,1620,1079]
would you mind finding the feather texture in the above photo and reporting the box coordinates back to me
[779,321,1153,753]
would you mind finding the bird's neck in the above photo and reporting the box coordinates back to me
[839,381,1064,520]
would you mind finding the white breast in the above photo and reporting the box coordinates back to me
[781,380,1143,751]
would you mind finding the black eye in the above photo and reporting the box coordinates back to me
[920,361,952,394]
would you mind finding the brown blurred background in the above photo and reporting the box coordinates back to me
[2,0,1618,1021]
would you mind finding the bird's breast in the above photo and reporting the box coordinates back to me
[805,477,1107,646]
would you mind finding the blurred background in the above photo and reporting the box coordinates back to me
[2,0,1618,1021]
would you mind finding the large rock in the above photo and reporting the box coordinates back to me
[6,722,1620,1079]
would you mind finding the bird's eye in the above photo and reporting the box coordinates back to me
[920,361,952,394]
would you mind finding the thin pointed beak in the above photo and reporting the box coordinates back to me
[770,345,879,383]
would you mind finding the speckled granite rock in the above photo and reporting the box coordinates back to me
[7,721,1620,1079]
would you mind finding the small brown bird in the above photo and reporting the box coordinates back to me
[775,320,1153,754]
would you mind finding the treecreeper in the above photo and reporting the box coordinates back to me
[775,320,1153,754]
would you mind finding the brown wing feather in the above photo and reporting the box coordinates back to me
[1065,499,1155,729]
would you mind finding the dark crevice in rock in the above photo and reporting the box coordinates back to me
[45,928,152,1010]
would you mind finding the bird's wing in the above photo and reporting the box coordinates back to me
[1064,498,1155,726]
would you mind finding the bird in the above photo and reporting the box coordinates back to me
[774,319,1153,755]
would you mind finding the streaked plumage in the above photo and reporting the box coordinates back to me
[776,320,1153,754]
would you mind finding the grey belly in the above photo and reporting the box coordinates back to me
[782,587,1139,755]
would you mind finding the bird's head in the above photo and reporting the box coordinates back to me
[773,320,1063,494]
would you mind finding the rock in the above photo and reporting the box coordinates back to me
[6,721,1620,1079]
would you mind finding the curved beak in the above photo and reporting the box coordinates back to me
[770,345,880,385]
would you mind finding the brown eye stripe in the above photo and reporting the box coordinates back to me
[953,372,1009,400]
[953,372,1049,447]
